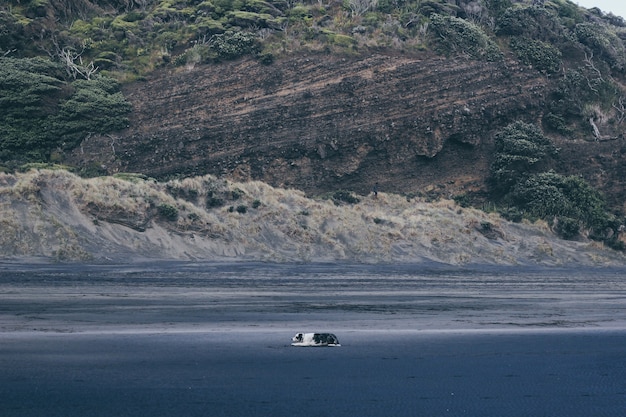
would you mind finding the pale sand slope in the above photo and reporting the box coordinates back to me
[0,169,624,265]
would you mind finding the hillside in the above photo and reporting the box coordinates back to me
[2,0,626,259]
[67,52,547,194]
[65,49,624,207]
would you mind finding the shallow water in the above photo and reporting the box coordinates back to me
[1,262,626,416]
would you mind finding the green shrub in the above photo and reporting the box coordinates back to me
[210,30,259,60]
[489,121,619,244]
[496,5,566,44]
[453,194,471,208]
[206,191,225,208]
[510,36,562,73]
[574,23,626,71]
[508,171,610,233]
[546,68,619,134]
[174,44,208,66]
[549,68,594,117]
[230,188,244,200]
[111,15,139,31]
[158,203,179,221]
[0,57,131,162]
[509,173,571,219]
[429,14,502,61]
[257,51,274,65]
[542,112,573,135]
[0,57,63,160]
[490,121,559,193]
[226,11,283,29]
[558,175,609,230]
[167,184,199,202]
[418,0,459,17]
[324,31,357,48]
[194,17,226,37]
[499,206,523,223]
[549,0,584,24]
[55,76,132,147]
[606,238,626,251]
[485,0,513,20]
[555,216,580,239]
[287,5,313,22]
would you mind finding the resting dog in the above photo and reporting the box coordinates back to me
[291,333,340,346]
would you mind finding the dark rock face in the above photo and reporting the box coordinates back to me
[69,52,615,201]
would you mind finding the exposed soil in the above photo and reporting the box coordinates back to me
[66,52,626,211]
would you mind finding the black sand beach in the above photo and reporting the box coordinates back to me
[2,330,626,417]
[1,262,625,416]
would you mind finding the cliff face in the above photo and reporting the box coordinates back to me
[68,52,625,208]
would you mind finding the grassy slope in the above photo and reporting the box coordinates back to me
[1,168,624,264]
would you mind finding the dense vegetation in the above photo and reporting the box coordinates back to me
[2,0,626,245]
[3,1,625,76]
[489,120,622,248]
[3,1,625,155]
[0,57,131,164]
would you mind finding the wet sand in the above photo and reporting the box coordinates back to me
[1,262,626,416]
[2,330,625,417]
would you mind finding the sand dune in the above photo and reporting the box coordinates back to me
[0,169,624,265]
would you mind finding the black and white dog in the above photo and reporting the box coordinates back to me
[291,332,340,346]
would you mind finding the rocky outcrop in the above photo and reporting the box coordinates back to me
[68,51,626,212]
[70,52,549,197]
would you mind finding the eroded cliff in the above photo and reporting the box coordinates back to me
[67,51,626,212]
[68,53,551,195]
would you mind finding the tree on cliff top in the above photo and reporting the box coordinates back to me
[0,57,131,165]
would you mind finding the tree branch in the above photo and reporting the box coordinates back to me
[53,36,99,80]
[584,50,604,88]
